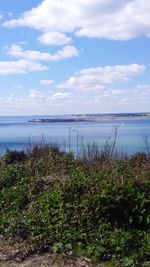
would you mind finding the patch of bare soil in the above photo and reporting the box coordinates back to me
[0,254,105,267]
[0,244,105,267]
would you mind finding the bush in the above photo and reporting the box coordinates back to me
[0,147,150,267]
[4,149,26,164]
[129,152,148,167]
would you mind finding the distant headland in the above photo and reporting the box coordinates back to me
[29,113,150,123]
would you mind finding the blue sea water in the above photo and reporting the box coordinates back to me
[0,115,150,155]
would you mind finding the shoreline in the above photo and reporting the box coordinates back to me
[29,113,150,123]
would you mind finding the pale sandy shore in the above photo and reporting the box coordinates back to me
[71,113,150,121]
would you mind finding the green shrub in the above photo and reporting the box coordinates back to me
[0,147,149,267]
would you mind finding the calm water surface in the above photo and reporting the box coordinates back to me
[0,115,150,155]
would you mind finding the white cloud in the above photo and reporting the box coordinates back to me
[58,64,145,91]
[137,84,150,91]
[0,90,73,106]
[93,83,150,111]
[7,44,79,61]
[52,92,72,100]
[28,90,72,103]
[1,83,150,115]
[40,79,54,86]
[0,90,73,114]
[38,32,72,46]
[28,90,46,103]
[0,59,47,76]
[3,0,150,41]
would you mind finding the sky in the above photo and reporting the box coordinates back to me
[0,0,150,115]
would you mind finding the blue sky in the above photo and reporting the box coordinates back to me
[0,0,150,115]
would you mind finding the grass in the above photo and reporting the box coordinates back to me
[0,144,149,267]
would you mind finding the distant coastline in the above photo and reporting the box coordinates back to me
[29,113,150,122]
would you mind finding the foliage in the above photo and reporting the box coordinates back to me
[4,149,26,164]
[0,146,149,267]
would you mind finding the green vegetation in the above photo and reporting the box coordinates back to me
[0,145,150,267]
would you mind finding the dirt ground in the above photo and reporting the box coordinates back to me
[0,254,107,267]
[0,244,107,267]
[0,254,94,267]
[1,242,149,267]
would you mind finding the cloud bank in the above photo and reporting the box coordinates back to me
[3,0,150,43]
[7,44,79,62]
[58,64,145,91]
[0,60,47,76]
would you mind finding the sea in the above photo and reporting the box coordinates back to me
[0,115,150,156]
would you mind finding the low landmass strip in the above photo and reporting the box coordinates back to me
[29,113,150,123]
